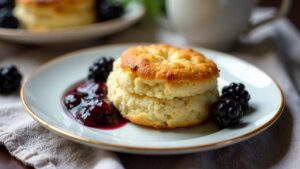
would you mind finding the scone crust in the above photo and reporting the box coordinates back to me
[121,44,219,82]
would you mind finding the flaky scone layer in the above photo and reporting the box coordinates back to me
[113,58,218,99]
[107,71,219,129]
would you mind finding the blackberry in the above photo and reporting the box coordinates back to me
[211,98,243,128]
[88,57,114,81]
[221,83,250,110]
[96,0,124,22]
[0,8,18,28]
[0,65,22,94]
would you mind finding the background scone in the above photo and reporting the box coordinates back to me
[14,0,95,31]
[116,44,218,99]
[107,44,219,129]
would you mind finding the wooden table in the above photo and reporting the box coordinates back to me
[0,146,31,169]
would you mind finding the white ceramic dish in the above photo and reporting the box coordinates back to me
[21,44,284,155]
[0,3,144,44]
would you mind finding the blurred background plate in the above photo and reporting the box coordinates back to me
[0,2,145,45]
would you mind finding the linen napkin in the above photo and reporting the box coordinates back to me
[0,103,124,169]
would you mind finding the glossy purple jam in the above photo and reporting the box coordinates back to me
[63,80,127,130]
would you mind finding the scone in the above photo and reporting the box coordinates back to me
[13,0,95,31]
[107,44,219,129]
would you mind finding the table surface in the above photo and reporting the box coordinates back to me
[0,146,31,169]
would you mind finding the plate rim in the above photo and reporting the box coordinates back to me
[20,43,285,153]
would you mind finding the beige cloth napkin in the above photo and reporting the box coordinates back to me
[0,103,124,169]
[0,9,300,169]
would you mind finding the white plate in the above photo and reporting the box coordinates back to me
[0,3,144,44]
[21,44,284,155]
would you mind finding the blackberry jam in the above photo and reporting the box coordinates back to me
[62,80,127,130]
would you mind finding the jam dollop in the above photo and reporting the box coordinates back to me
[63,80,127,129]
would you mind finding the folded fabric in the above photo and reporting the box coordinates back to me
[0,103,124,169]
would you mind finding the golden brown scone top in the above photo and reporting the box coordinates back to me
[120,44,219,82]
